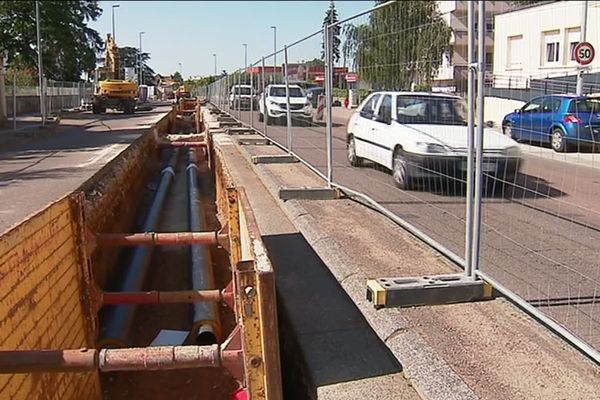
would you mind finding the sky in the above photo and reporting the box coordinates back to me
[89,1,373,78]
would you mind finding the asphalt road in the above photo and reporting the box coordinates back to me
[230,105,600,351]
[0,105,171,233]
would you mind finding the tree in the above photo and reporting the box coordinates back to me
[0,1,103,81]
[305,58,325,68]
[173,71,183,84]
[321,1,341,63]
[118,47,155,85]
[348,1,451,90]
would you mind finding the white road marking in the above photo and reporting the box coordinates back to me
[76,143,124,168]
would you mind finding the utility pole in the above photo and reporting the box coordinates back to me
[111,4,120,43]
[213,54,217,76]
[576,0,589,95]
[270,26,277,83]
[138,31,145,85]
[0,55,7,127]
[36,0,45,125]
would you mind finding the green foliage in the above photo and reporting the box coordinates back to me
[184,75,217,94]
[173,71,183,84]
[118,46,155,84]
[0,1,103,81]
[343,1,451,90]
[321,1,341,63]
[305,58,325,67]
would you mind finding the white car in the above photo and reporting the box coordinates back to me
[346,92,521,190]
[229,84,256,110]
[258,84,312,125]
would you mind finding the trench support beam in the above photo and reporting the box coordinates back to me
[157,140,207,148]
[95,231,225,247]
[101,289,232,305]
[0,345,236,373]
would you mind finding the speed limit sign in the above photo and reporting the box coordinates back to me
[575,42,595,65]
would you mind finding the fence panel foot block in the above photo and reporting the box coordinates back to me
[367,274,493,308]
[252,155,298,165]
[279,187,339,201]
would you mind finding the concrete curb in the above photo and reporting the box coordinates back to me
[221,127,479,400]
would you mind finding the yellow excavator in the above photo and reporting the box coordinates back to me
[92,34,138,114]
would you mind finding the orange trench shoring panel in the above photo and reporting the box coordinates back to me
[0,104,282,400]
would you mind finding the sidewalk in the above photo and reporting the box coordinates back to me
[205,107,600,399]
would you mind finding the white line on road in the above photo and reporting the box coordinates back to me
[76,143,124,168]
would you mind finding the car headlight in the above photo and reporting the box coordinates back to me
[416,142,448,154]
[269,100,279,106]
[503,146,520,157]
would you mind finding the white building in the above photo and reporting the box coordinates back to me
[433,0,512,93]
[493,0,600,88]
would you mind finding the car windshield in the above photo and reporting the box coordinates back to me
[234,87,252,95]
[568,98,600,113]
[269,87,304,97]
[396,95,467,125]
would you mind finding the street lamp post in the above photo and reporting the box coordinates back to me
[111,4,120,42]
[270,26,277,83]
[138,31,145,85]
[35,0,45,125]
[213,53,217,76]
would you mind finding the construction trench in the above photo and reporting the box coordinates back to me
[0,99,282,399]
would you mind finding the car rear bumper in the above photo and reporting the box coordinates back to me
[404,153,521,181]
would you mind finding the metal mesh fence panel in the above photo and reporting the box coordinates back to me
[481,0,600,355]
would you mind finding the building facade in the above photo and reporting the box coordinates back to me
[493,1,600,88]
[433,0,512,93]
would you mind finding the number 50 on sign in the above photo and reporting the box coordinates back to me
[575,42,595,66]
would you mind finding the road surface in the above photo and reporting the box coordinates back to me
[229,105,600,351]
[0,105,171,232]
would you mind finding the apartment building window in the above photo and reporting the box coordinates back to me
[566,27,581,62]
[507,35,523,69]
[543,30,560,65]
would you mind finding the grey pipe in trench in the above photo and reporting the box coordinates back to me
[99,149,180,347]
[187,148,220,344]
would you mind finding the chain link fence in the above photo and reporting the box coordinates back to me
[4,73,94,124]
[199,0,600,364]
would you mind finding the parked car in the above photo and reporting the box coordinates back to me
[229,84,255,110]
[258,84,312,125]
[502,94,600,152]
[347,92,521,190]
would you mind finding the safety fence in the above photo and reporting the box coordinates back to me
[198,0,600,364]
[4,76,94,122]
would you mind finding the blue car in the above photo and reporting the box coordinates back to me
[502,95,600,152]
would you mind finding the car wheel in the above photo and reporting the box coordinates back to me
[347,136,363,167]
[392,150,411,190]
[551,128,567,152]
[258,112,264,122]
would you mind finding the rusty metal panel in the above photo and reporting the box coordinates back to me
[211,141,282,399]
[0,195,100,400]
[238,189,283,400]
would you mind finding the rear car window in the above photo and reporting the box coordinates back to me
[568,99,600,113]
